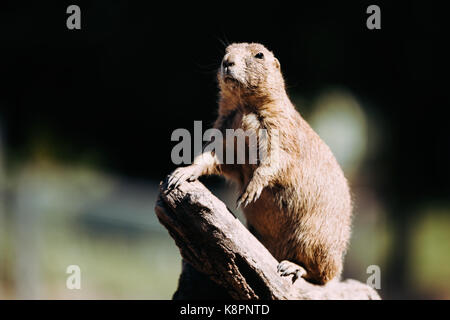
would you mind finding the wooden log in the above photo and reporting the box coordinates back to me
[155,179,380,300]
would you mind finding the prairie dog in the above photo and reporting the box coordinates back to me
[168,43,352,285]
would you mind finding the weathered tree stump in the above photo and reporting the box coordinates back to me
[155,178,380,300]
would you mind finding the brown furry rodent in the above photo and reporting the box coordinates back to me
[168,43,352,285]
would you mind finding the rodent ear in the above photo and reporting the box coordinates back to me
[274,58,280,69]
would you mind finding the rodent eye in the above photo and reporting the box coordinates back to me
[254,52,264,59]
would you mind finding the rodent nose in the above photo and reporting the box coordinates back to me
[222,59,235,68]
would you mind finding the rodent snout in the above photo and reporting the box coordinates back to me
[222,59,235,68]
[222,57,234,76]
[222,58,235,75]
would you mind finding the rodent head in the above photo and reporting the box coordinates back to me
[218,43,285,102]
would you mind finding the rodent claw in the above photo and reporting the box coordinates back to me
[236,197,243,209]
[236,182,264,209]
[168,171,183,189]
[277,260,306,284]
[167,166,201,190]
[167,175,176,189]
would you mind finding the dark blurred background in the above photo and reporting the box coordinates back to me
[0,1,448,299]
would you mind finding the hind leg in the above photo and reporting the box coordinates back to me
[277,260,307,284]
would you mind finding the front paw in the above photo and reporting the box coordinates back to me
[277,260,307,284]
[167,165,201,189]
[236,181,264,208]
